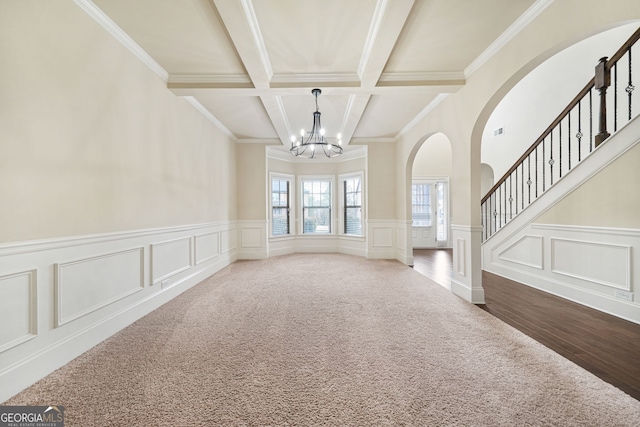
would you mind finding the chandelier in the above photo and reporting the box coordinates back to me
[290,88,343,159]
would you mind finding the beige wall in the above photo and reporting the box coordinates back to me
[236,144,268,220]
[412,133,452,178]
[536,142,640,228]
[0,1,237,243]
[361,143,396,219]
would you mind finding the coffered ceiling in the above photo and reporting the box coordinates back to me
[84,0,544,147]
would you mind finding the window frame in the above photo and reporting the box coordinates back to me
[269,173,294,238]
[339,172,364,237]
[299,175,335,235]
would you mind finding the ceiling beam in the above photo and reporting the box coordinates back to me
[358,0,416,88]
[211,0,271,88]
[168,83,464,97]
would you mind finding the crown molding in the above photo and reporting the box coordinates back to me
[349,137,397,144]
[184,97,236,140]
[266,145,367,163]
[168,74,252,85]
[236,138,282,144]
[378,71,466,85]
[464,0,555,78]
[270,73,361,86]
[73,0,168,82]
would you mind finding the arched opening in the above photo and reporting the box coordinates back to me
[480,163,494,196]
[480,23,640,187]
[406,132,453,287]
[410,132,453,249]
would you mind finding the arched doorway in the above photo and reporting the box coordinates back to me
[410,132,453,249]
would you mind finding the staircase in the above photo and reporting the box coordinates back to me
[480,26,640,326]
[482,27,640,241]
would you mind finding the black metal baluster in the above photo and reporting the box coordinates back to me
[504,181,507,225]
[568,110,572,170]
[521,161,524,210]
[527,154,531,204]
[627,47,634,120]
[550,131,554,186]
[577,99,582,162]
[492,194,496,237]
[559,121,562,178]
[515,167,518,215]
[614,62,618,132]
[542,137,546,192]
[509,176,512,220]
[535,146,538,198]
[498,185,502,229]
[589,88,593,152]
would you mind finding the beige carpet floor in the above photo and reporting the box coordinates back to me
[4,254,640,426]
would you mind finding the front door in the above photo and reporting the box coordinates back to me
[412,179,448,248]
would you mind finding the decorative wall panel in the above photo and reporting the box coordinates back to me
[195,232,219,265]
[150,237,192,285]
[551,238,630,290]
[0,270,37,352]
[55,248,144,326]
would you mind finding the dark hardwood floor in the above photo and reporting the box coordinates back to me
[413,249,640,401]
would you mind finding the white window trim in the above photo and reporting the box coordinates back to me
[269,172,295,239]
[298,175,336,236]
[339,171,365,238]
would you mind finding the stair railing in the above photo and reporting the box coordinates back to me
[481,26,640,241]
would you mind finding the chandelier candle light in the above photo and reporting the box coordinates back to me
[290,88,343,159]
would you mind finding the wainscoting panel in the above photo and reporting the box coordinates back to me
[241,228,262,248]
[0,270,37,353]
[0,221,237,403]
[366,220,398,260]
[372,227,393,248]
[551,238,630,290]
[237,221,267,259]
[483,223,640,324]
[497,235,544,270]
[221,229,237,254]
[195,232,219,265]
[55,248,144,326]
[150,237,192,285]
[456,239,466,277]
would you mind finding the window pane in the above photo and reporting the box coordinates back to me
[345,207,361,235]
[302,179,332,234]
[272,207,289,235]
[271,178,290,235]
[343,177,362,235]
[412,183,431,227]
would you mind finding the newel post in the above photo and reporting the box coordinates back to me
[594,56,611,147]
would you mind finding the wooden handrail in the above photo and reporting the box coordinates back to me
[607,26,640,67]
[481,78,594,204]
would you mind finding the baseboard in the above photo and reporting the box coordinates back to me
[451,278,485,304]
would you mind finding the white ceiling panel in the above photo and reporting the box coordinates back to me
[384,0,537,73]
[252,0,377,75]
[354,93,441,138]
[195,96,277,139]
[93,0,246,75]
